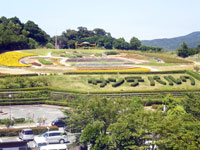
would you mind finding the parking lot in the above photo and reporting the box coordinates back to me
[0,105,67,126]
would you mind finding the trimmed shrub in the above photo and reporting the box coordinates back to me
[14,118,25,123]
[164,76,174,86]
[153,76,166,85]
[186,70,200,81]
[131,80,139,87]
[99,79,107,88]
[148,77,155,86]
[105,51,119,55]
[188,76,195,86]
[112,79,124,87]
[108,78,116,82]
[180,76,187,82]
[168,76,182,85]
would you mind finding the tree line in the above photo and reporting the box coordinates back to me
[65,94,200,150]
[177,42,200,58]
[0,16,162,52]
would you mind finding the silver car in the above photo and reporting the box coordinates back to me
[39,131,68,144]
[19,129,34,141]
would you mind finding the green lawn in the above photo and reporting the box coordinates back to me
[30,73,200,93]
[20,49,118,56]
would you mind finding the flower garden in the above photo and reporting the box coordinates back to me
[0,51,36,67]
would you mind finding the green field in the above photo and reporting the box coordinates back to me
[10,72,196,94]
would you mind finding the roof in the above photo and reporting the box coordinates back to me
[81,41,90,44]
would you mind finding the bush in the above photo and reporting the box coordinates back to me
[164,76,174,86]
[168,76,182,85]
[148,77,155,86]
[46,43,55,49]
[105,51,119,55]
[130,80,139,87]
[153,76,166,85]
[112,79,124,87]
[108,78,116,82]
[14,118,25,123]
[188,76,195,86]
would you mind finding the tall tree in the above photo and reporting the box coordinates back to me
[129,37,141,50]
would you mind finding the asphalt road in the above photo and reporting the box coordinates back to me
[0,105,65,126]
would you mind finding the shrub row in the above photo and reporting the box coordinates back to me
[0,118,25,125]
[125,76,144,82]
[0,126,58,137]
[112,79,124,87]
[153,76,166,85]
[0,100,69,107]
[104,51,119,55]
[0,98,48,102]
[64,70,186,75]
[187,76,195,86]
[131,80,139,87]
[148,77,155,86]
[164,76,174,86]
[186,70,200,81]
[167,75,182,85]
[0,73,38,78]
[108,78,116,82]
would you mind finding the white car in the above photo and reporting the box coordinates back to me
[19,129,34,141]
[36,131,68,144]
[40,144,67,150]
[34,136,48,148]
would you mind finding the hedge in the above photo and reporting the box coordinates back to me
[188,76,195,86]
[168,75,182,85]
[0,73,38,78]
[153,76,166,85]
[0,126,58,137]
[0,98,48,102]
[164,76,174,86]
[186,70,200,81]
[131,80,139,87]
[148,77,155,86]
[64,70,186,75]
[112,79,124,87]
[108,78,116,82]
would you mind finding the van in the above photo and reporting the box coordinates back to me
[36,131,68,144]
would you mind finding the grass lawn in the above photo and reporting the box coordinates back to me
[20,49,118,56]
[28,73,200,93]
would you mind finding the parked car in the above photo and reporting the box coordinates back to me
[33,137,48,148]
[37,131,68,144]
[51,117,69,127]
[40,144,67,150]
[19,129,34,141]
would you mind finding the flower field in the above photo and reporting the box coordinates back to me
[0,52,36,67]
[66,68,151,73]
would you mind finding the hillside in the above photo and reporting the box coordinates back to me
[142,32,200,51]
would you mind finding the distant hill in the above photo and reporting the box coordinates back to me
[141,32,200,51]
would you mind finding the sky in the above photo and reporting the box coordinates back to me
[0,0,200,41]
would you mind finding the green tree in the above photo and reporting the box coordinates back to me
[177,42,189,58]
[129,37,141,50]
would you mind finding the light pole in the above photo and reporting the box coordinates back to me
[8,94,12,120]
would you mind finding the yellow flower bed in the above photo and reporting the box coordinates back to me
[0,51,36,67]
[69,68,151,73]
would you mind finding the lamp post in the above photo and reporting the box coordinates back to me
[8,94,12,120]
